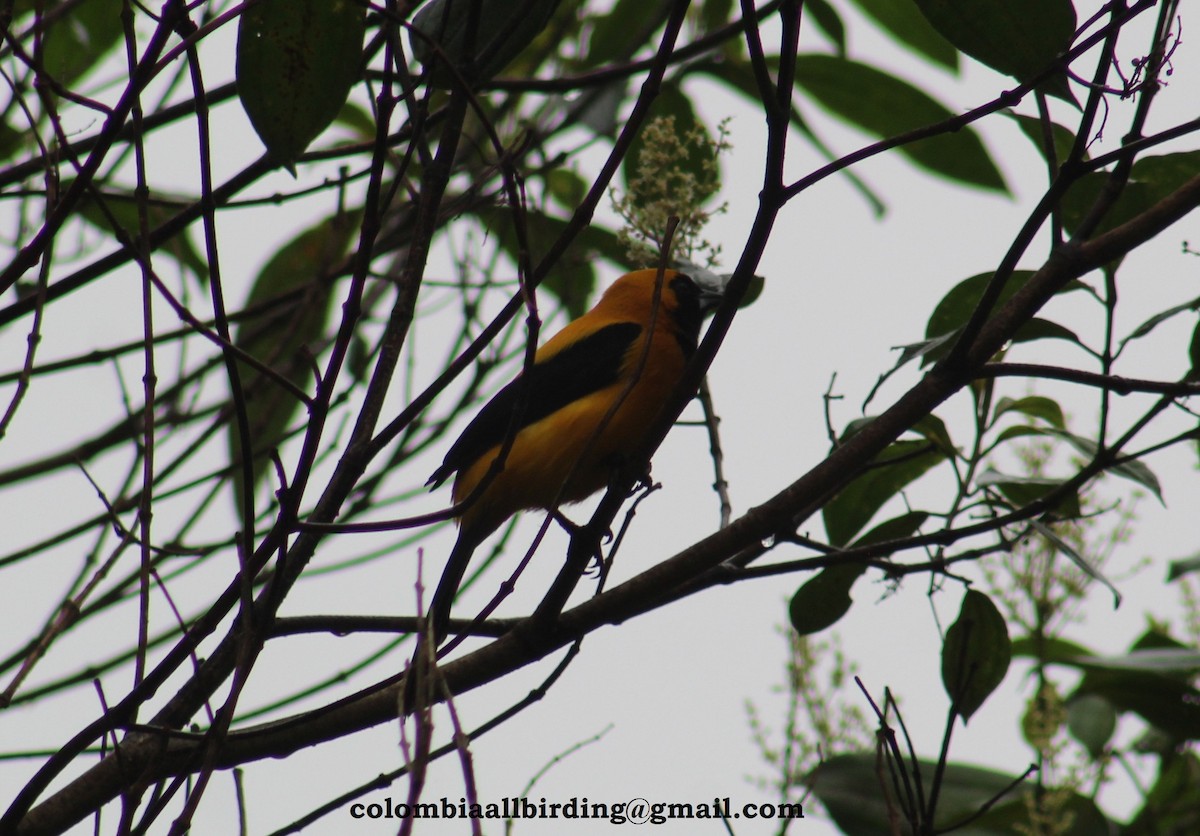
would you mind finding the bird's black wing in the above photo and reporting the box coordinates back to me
[427,321,641,488]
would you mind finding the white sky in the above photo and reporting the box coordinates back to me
[1,2,1198,834]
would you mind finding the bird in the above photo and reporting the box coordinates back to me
[423,267,724,644]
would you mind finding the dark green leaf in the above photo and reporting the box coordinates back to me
[1012,316,1081,348]
[0,121,24,163]
[913,0,1076,100]
[229,211,358,511]
[1168,551,1200,582]
[850,0,958,71]
[942,590,1011,722]
[1009,112,1084,164]
[334,100,376,141]
[804,0,847,56]
[691,55,888,214]
[1031,520,1122,607]
[1061,152,1200,259]
[1184,315,1199,384]
[853,511,930,548]
[545,169,588,213]
[793,54,1006,191]
[836,416,876,444]
[992,424,1050,445]
[993,395,1066,429]
[478,208,629,317]
[823,439,944,547]
[576,81,626,137]
[1122,295,1200,345]
[807,752,1028,835]
[736,273,766,308]
[74,187,208,282]
[977,469,1081,519]
[1068,648,1200,675]
[1066,694,1116,758]
[909,414,954,455]
[893,331,958,367]
[927,270,1037,340]
[587,0,652,66]
[1073,666,1200,743]
[21,0,123,87]
[967,792,1113,835]
[237,0,365,168]
[1011,634,1095,663]
[1125,753,1200,836]
[789,563,865,635]
[700,0,736,34]
[412,0,562,85]
[1075,638,1200,676]
[1047,428,1163,501]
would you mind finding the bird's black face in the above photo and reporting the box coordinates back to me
[668,272,721,356]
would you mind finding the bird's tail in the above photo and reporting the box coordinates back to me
[404,529,481,713]
[427,528,482,645]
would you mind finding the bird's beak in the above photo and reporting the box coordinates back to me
[698,282,725,314]
[674,260,729,314]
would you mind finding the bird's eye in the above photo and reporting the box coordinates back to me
[670,274,699,301]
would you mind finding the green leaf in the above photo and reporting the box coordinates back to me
[993,395,1065,429]
[1031,519,1122,608]
[849,0,958,71]
[1011,634,1095,663]
[1047,428,1163,502]
[793,54,1006,192]
[1061,152,1200,249]
[334,100,376,141]
[690,55,888,214]
[967,792,1113,835]
[807,752,1030,834]
[789,563,865,635]
[927,270,1037,340]
[545,169,588,213]
[1125,753,1200,836]
[854,511,930,550]
[229,211,358,511]
[1073,665,1200,743]
[586,0,651,66]
[891,331,958,369]
[942,590,1011,722]
[992,424,1050,445]
[1066,694,1116,758]
[823,439,944,547]
[0,120,24,163]
[237,0,365,168]
[700,0,736,35]
[1068,648,1200,675]
[977,469,1081,519]
[1189,318,1200,381]
[20,0,123,87]
[1008,112,1085,164]
[804,0,847,56]
[1012,316,1081,349]
[909,414,954,455]
[576,81,626,138]
[912,0,1076,100]
[478,208,627,317]
[1168,551,1200,582]
[411,0,562,85]
[1122,295,1200,348]
[74,186,208,283]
